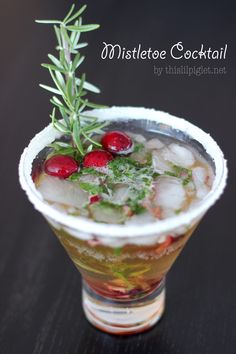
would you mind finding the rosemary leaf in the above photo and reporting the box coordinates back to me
[53,120,69,134]
[76,78,100,93]
[80,99,107,109]
[50,96,65,108]
[74,42,88,49]
[66,75,74,105]
[42,63,66,73]
[48,54,64,69]
[72,119,84,155]
[67,24,100,32]
[39,84,62,95]
[48,69,65,95]
[82,131,102,147]
[64,5,87,25]
[72,53,85,71]
[54,26,62,47]
[63,4,76,24]
[36,20,61,24]
[59,106,70,128]
[71,18,82,46]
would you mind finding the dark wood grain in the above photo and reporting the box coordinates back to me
[0,0,235,353]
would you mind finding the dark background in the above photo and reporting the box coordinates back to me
[0,0,235,353]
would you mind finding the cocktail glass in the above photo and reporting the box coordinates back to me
[19,107,227,335]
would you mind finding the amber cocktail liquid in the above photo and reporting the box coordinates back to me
[53,224,195,334]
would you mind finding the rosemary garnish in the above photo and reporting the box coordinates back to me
[36,4,108,156]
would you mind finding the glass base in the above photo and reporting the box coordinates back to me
[82,278,165,335]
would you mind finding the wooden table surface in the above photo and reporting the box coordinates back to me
[0,0,235,353]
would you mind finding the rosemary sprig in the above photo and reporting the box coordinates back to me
[36,4,108,156]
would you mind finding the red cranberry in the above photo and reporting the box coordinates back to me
[88,237,101,247]
[83,150,113,168]
[165,235,175,245]
[44,155,78,179]
[90,195,102,204]
[101,131,133,154]
[156,235,175,253]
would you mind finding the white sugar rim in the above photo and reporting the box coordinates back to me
[19,106,227,237]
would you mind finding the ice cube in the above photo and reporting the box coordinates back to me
[146,138,164,150]
[38,175,88,208]
[152,150,172,173]
[154,176,186,209]
[126,132,146,143]
[184,181,196,197]
[89,202,126,224]
[193,166,206,183]
[192,167,209,199]
[111,184,130,204]
[125,211,156,225]
[130,149,149,164]
[161,208,176,219]
[162,143,195,168]
[79,174,100,185]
